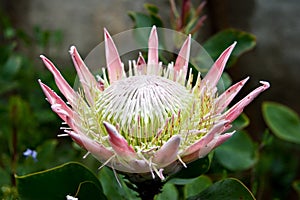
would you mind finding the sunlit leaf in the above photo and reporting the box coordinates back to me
[262,102,300,144]
[16,162,105,200]
[75,181,107,200]
[187,178,255,200]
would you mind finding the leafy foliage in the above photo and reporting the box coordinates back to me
[262,101,300,144]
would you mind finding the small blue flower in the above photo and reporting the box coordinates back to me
[23,149,38,161]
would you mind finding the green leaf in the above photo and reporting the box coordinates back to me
[262,102,300,144]
[215,131,257,171]
[75,181,107,200]
[231,113,250,131]
[184,175,212,199]
[128,12,154,28]
[171,157,210,180]
[144,3,159,14]
[293,180,300,198]
[155,183,178,200]
[98,167,139,200]
[128,4,163,29]
[2,55,22,79]
[16,162,105,200]
[203,29,256,67]
[187,178,255,200]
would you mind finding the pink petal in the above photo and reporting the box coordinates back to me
[66,130,114,162]
[136,52,147,75]
[182,120,228,161]
[69,46,99,105]
[40,55,76,104]
[215,77,249,113]
[174,34,191,80]
[225,81,270,122]
[214,131,235,148]
[38,80,72,122]
[103,121,136,158]
[147,26,159,66]
[104,28,123,83]
[153,135,181,167]
[202,42,236,88]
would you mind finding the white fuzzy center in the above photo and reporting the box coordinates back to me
[97,75,192,138]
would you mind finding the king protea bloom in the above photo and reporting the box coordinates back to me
[39,26,269,180]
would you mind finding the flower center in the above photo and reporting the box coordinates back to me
[97,75,192,140]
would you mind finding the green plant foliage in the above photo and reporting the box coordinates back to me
[98,167,139,200]
[171,157,210,179]
[231,113,250,131]
[155,183,178,200]
[293,180,300,198]
[215,131,257,171]
[203,29,256,67]
[75,181,107,200]
[16,162,105,200]
[184,175,212,199]
[187,178,255,200]
[262,102,300,144]
[128,4,163,28]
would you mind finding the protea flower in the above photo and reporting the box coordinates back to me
[38,26,269,180]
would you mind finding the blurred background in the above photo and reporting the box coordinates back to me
[0,0,299,199]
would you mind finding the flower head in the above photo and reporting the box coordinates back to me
[39,26,269,180]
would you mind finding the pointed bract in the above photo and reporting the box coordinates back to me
[215,77,249,113]
[70,46,99,105]
[153,135,181,167]
[103,121,136,159]
[147,26,159,66]
[174,34,191,79]
[40,55,76,104]
[136,52,147,75]
[104,28,123,83]
[182,120,228,159]
[225,81,270,122]
[202,42,236,88]
[38,80,72,122]
[66,130,114,162]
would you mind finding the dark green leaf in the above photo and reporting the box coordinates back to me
[2,55,22,79]
[262,102,300,144]
[98,167,139,200]
[215,131,257,171]
[155,183,178,200]
[293,180,300,198]
[171,157,210,179]
[184,175,212,199]
[128,12,154,28]
[75,181,107,200]
[203,29,256,67]
[16,162,104,200]
[188,178,255,200]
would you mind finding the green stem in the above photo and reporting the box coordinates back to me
[125,173,164,200]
